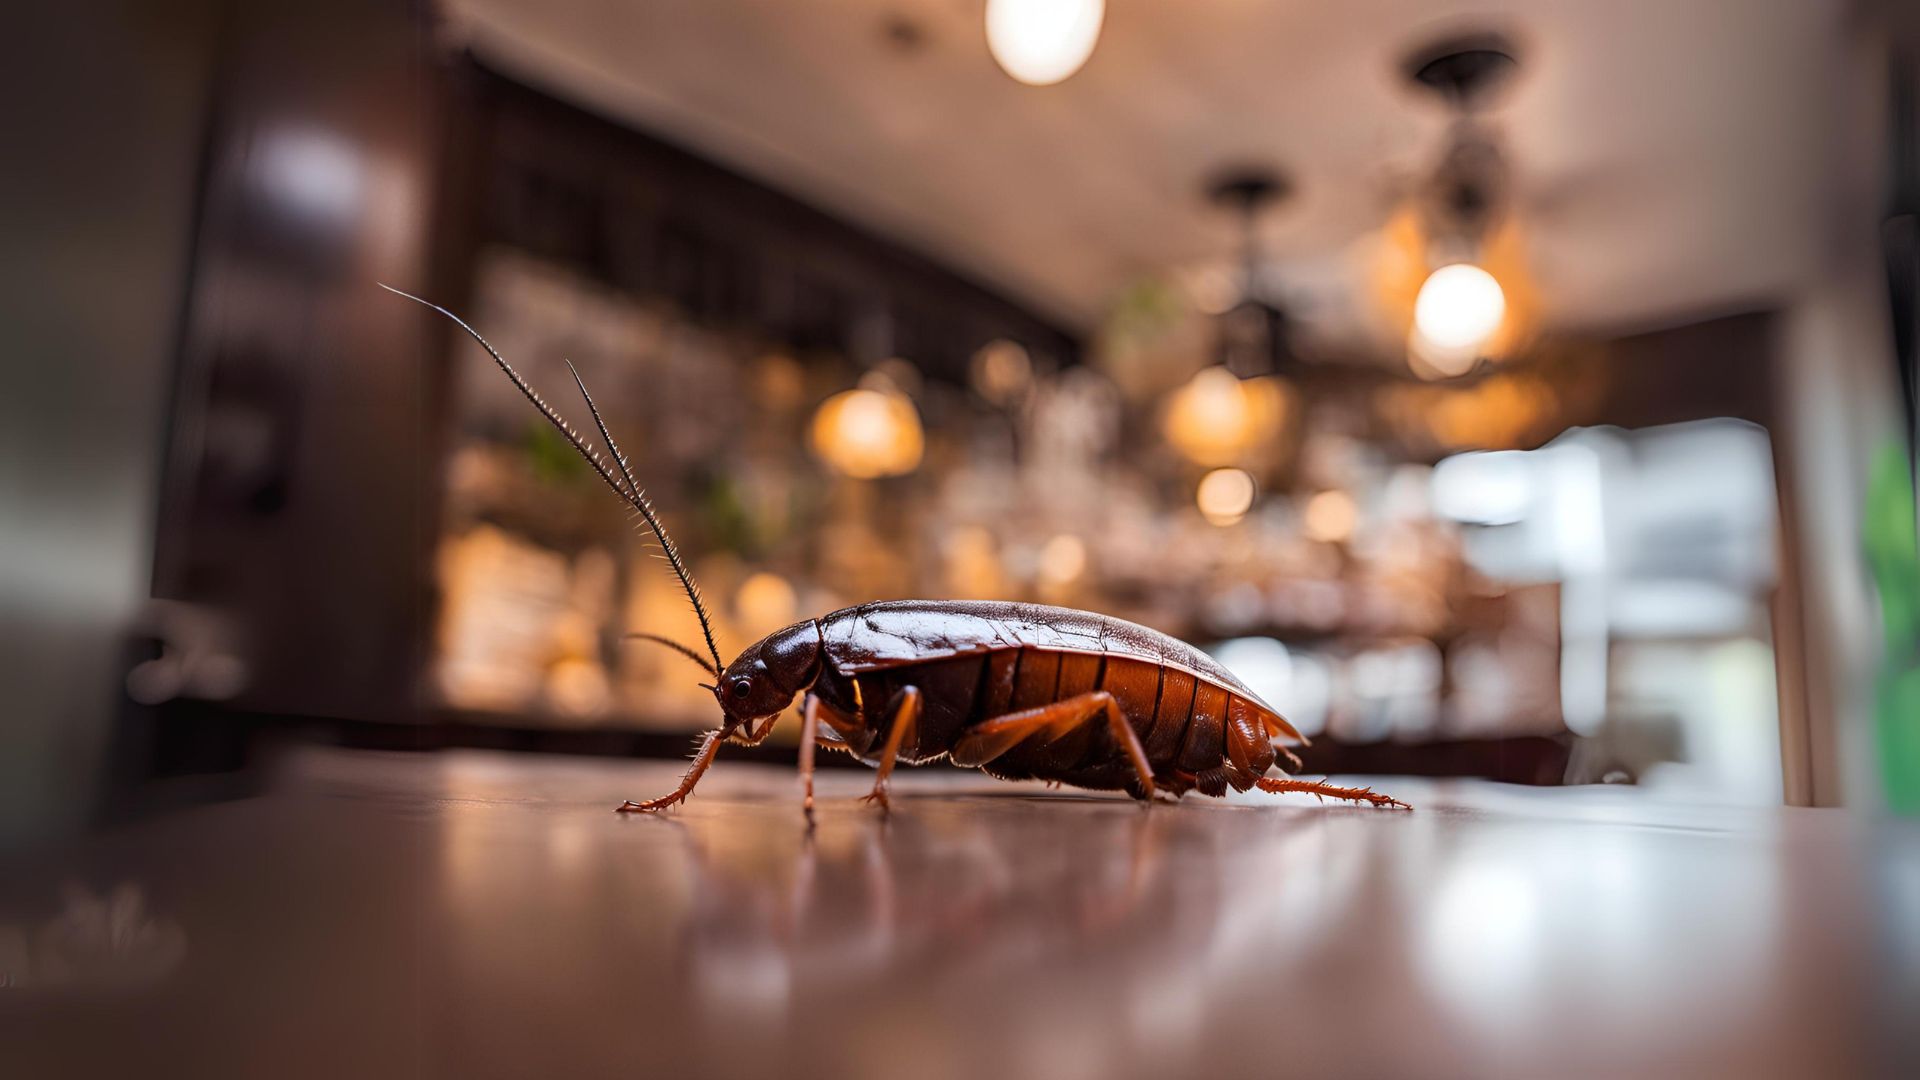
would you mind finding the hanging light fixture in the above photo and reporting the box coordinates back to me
[1160,167,1298,474]
[1205,167,1297,380]
[986,0,1105,86]
[812,302,925,479]
[1400,33,1523,376]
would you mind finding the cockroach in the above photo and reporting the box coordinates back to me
[386,285,1409,818]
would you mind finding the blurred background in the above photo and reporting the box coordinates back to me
[4,0,1918,849]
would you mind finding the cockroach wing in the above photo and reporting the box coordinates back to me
[818,600,1302,742]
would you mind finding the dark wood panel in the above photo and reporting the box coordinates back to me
[449,59,1080,380]
[152,0,443,723]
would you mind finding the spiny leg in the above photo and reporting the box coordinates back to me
[860,687,921,814]
[1255,776,1411,810]
[617,729,724,812]
[951,691,1155,801]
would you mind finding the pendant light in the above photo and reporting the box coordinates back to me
[1401,34,1522,376]
[986,0,1105,86]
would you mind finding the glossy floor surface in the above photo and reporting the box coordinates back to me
[5,749,1916,1078]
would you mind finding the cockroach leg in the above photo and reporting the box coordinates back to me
[950,698,1086,767]
[951,691,1157,801]
[798,695,823,828]
[859,687,921,815]
[617,729,724,813]
[1096,694,1157,803]
[733,712,781,746]
[1254,776,1412,810]
[1277,745,1305,772]
[797,694,865,825]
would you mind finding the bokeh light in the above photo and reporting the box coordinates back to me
[808,386,925,479]
[1196,467,1256,526]
[1412,263,1506,374]
[1163,367,1289,467]
[1037,533,1087,587]
[735,571,798,633]
[971,338,1034,407]
[1303,489,1358,543]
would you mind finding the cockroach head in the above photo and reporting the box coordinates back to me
[713,619,822,726]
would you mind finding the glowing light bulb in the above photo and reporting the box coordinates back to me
[809,387,924,479]
[1413,263,1506,357]
[1196,468,1256,526]
[1163,367,1290,467]
[986,0,1104,86]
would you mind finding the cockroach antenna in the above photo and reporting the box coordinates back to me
[624,632,720,678]
[380,283,725,678]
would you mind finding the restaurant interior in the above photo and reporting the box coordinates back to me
[4,1,1919,1076]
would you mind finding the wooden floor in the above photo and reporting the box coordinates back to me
[5,748,1916,1078]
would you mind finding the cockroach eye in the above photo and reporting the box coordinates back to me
[729,678,752,699]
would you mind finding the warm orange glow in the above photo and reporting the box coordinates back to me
[1163,367,1292,467]
[1371,207,1537,373]
[547,656,611,719]
[1196,468,1256,526]
[971,339,1033,406]
[1378,374,1561,452]
[1303,489,1358,543]
[752,353,806,411]
[735,571,798,634]
[809,387,925,479]
[943,525,1008,599]
[1037,534,1087,587]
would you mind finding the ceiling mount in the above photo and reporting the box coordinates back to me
[1203,165,1291,289]
[1402,31,1520,112]
[1202,166,1296,378]
[1205,167,1290,216]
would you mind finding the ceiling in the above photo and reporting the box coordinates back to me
[440,0,1864,340]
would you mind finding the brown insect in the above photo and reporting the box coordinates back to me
[388,286,1409,818]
